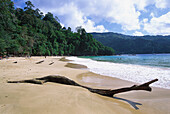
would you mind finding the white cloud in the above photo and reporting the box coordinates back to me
[143,18,148,23]
[150,12,155,17]
[30,0,142,32]
[30,0,108,32]
[82,19,108,33]
[103,0,141,30]
[144,12,170,35]
[133,31,144,36]
[26,0,170,35]
[134,0,154,11]
[155,0,170,8]
[60,23,65,28]
[133,0,170,9]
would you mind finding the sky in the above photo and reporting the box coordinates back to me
[13,0,170,36]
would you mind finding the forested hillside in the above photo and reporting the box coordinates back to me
[92,32,170,54]
[0,0,115,57]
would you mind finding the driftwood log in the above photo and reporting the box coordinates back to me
[49,62,54,65]
[35,60,44,64]
[7,75,158,97]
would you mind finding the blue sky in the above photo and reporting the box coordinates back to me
[13,0,170,36]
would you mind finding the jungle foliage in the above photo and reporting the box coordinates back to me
[0,0,115,56]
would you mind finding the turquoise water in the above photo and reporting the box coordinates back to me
[82,54,170,68]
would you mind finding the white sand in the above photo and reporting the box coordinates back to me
[0,57,169,114]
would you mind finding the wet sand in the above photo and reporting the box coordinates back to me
[0,56,169,114]
[65,63,87,69]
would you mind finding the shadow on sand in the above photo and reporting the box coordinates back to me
[113,96,142,110]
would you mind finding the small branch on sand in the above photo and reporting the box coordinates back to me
[7,75,158,97]
[35,60,44,64]
[49,62,54,65]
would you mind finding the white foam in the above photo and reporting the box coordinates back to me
[67,57,170,89]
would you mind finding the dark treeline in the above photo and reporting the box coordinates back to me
[0,0,115,57]
[91,32,170,54]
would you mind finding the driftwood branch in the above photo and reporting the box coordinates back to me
[49,62,54,65]
[88,79,158,97]
[35,60,44,64]
[7,75,158,97]
[8,79,43,84]
[13,61,17,63]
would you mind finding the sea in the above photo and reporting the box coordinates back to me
[67,54,170,89]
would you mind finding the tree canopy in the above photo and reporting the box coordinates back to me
[0,0,115,56]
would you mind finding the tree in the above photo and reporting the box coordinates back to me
[0,39,6,56]
[76,26,83,35]
[24,1,34,10]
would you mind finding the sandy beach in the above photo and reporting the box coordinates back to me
[0,56,170,114]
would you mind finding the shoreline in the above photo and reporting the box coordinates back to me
[66,56,170,89]
[0,56,170,114]
[66,61,170,89]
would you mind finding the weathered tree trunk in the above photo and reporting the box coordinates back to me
[7,75,158,97]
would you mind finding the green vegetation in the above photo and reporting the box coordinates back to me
[92,32,170,54]
[0,0,115,57]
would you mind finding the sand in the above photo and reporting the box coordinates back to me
[0,56,170,114]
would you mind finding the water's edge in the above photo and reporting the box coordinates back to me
[66,56,170,89]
